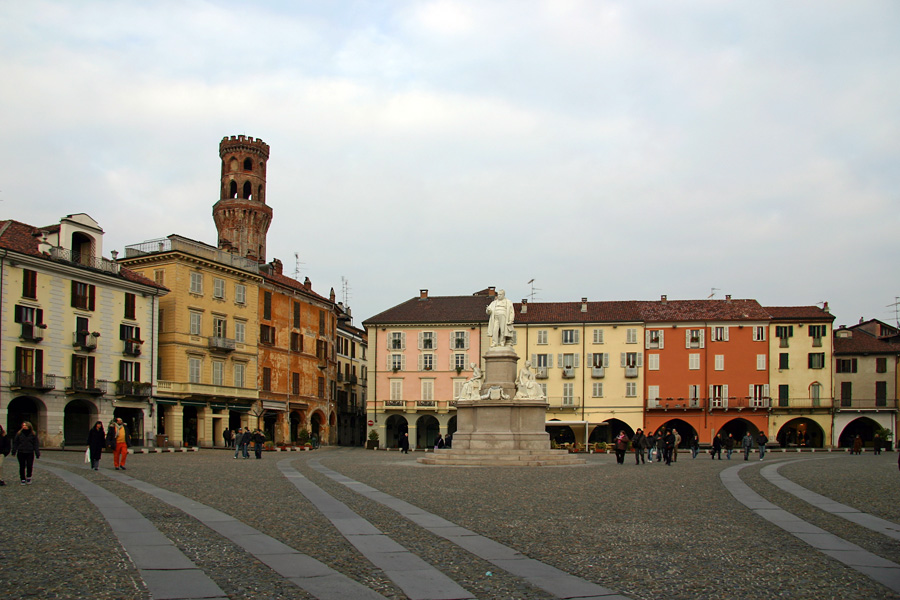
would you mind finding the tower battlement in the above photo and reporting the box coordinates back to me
[219,135,270,159]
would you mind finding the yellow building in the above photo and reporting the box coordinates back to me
[119,234,261,447]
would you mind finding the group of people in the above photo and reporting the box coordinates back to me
[622,427,682,466]
[0,422,41,485]
[230,427,267,459]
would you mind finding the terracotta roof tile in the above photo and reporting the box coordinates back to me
[834,328,900,355]
[765,306,835,322]
[638,299,770,322]
[516,301,643,323]
[364,295,494,326]
[261,271,330,303]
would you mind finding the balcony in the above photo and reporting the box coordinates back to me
[124,235,259,274]
[648,397,703,410]
[336,371,344,382]
[561,367,575,379]
[116,381,152,397]
[49,246,120,274]
[124,340,143,356]
[20,322,45,342]
[155,380,258,400]
[836,398,897,411]
[535,367,549,379]
[65,377,107,395]
[208,336,236,353]
[771,397,834,410]
[73,332,98,351]
[709,397,771,411]
[9,371,56,390]
[624,366,639,378]
[349,374,358,384]
[416,400,437,409]
[547,396,581,410]
[384,399,404,407]
[591,367,605,378]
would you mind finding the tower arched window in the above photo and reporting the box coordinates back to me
[229,158,239,172]
[229,181,238,198]
[242,181,252,199]
[243,158,253,171]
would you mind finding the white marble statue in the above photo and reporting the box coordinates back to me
[458,363,484,401]
[514,360,544,400]
[486,289,515,347]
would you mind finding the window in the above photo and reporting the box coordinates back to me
[72,354,96,390]
[810,383,821,403]
[757,354,767,370]
[190,272,203,294]
[647,385,659,402]
[154,269,165,285]
[836,358,857,373]
[590,353,608,368]
[318,376,325,398]
[22,269,37,299]
[421,380,434,402]
[318,310,325,334]
[292,372,300,395]
[71,281,95,310]
[420,353,434,371]
[592,382,604,398]
[688,353,700,370]
[808,325,827,344]
[779,353,789,370]
[535,354,551,368]
[623,352,641,368]
[213,278,225,300]
[390,354,403,371]
[876,382,887,406]
[753,326,766,342]
[688,385,700,405]
[188,357,202,383]
[263,291,272,320]
[840,381,852,405]
[189,312,202,336]
[293,302,301,328]
[212,361,224,386]
[212,316,227,339]
[390,332,405,350]
[714,355,724,371]
[710,385,726,407]
[562,329,579,344]
[876,358,887,373]
[262,367,272,391]
[390,379,403,401]
[712,326,729,342]
[808,353,825,369]
[124,293,136,319]
[453,379,464,400]
[561,353,577,369]
[454,353,467,370]
[626,328,638,344]
[14,347,42,384]
[592,329,604,344]
[452,331,469,350]
[14,305,42,326]
[234,321,245,343]
[751,384,768,407]
[775,325,793,347]
[235,283,246,305]
[686,329,704,348]
[260,325,275,345]
[234,363,246,388]
[778,384,789,406]
[536,330,548,345]
[119,324,141,352]
[291,332,303,352]
[646,330,663,349]
[419,331,435,350]
[625,382,637,397]
[648,354,660,371]
[562,383,574,405]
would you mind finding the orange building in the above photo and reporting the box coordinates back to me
[642,296,771,444]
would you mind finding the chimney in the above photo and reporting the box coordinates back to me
[661,294,667,304]
[581,297,588,313]
[725,294,732,303]
[520,299,528,314]
[329,288,336,303]
[269,258,283,275]
[487,286,496,296]
[859,317,864,324]
[304,277,311,291]
[420,289,429,300]
[823,301,830,313]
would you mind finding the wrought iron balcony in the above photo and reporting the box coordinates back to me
[65,377,107,395]
[73,332,98,351]
[20,322,45,342]
[836,398,897,410]
[208,336,236,352]
[561,367,575,379]
[49,246,120,274]
[10,371,56,390]
[115,381,152,397]
[591,367,605,378]
[124,340,143,356]
[624,366,639,378]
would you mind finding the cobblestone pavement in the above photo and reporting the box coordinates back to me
[1,447,898,599]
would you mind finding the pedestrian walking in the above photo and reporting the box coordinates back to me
[87,420,106,470]
[311,433,319,449]
[712,433,722,460]
[757,430,769,460]
[672,429,681,462]
[663,429,676,465]
[614,430,629,465]
[434,434,445,450]
[11,421,40,484]
[239,428,252,458]
[690,434,699,459]
[742,431,753,461]
[0,425,10,486]
[399,432,410,454]
[252,429,265,459]
[233,428,243,458]
[646,431,656,462]
[724,433,735,460]
[107,418,130,470]
[633,428,646,464]
[874,433,882,456]
[223,428,231,449]
[852,435,863,455]
[655,429,666,462]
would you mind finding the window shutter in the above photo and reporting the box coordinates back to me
[119,361,126,380]
[645,330,651,349]
[35,349,44,375]
[637,353,643,367]
[708,384,714,399]
[400,332,406,350]
[749,384,755,398]
[763,384,769,397]
[15,348,23,372]
[71,354,77,378]
[658,330,664,349]
[699,330,705,348]
[449,354,455,369]
[464,331,470,349]
[573,330,580,344]
[14,305,24,323]
[418,354,424,371]
[586,353,593,367]
[120,324,128,340]
[603,353,609,367]
[135,362,141,382]
[723,326,729,341]
[548,354,553,368]
[418,332,423,350]
[685,330,691,348]
[70,281,76,308]
[557,354,563,368]
[723,384,729,399]
[574,354,580,368]
[531,354,537,366]
[386,354,392,370]
[87,356,95,382]
[89,285,96,311]
[401,355,406,371]
[620,353,626,367]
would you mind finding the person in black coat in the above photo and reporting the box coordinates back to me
[0,425,10,486]
[399,432,410,454]
[252,429,266,459]
[239,429,252,458]
[87,420,106,470]
[11,421,40,484]
[712,434,723,460]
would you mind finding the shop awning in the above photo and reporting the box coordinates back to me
[180,400,208,407]
[262,401,286,412]
[228,405,252,413]
[154,398,178,405]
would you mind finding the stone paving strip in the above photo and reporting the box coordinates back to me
[277,459,476,600]
[761,458,900,541]
[43,459,386,600]
[41,463,228,600]
[303,457,630,600]
[720,462,900,595]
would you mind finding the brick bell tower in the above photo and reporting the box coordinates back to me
[212,135,273,263]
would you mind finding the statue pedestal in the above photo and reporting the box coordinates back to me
[418,346,584,466]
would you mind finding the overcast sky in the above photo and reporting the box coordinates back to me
[2,1,898,328]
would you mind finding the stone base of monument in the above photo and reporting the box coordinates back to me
[418,347,585,466]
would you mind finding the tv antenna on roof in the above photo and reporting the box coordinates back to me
[527,279,541,302]
[707,287,720,299]
[887,297,900,327]
[341,276,351,307]
[293,252,305,280]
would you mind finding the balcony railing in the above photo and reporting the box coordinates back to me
[124,340,143,356]
[49,247,120,274]
[771,397,834,409]
[416,400,436,409]
[9,371,56,390]
[535,367,549,379]
[384,399,404,407]
[349,374,358,384]
[124,235,260,274]
[20,322,45,342]
[591,367,605,378]
[116,381,152,397]
[65,377,108,395]
[547,396,581,410]
[836,398,897,410]
[561,367,575,379]
[208,337,236,352]
[155,380,258,400]
[648,397,702,410]
[73,332,98,351]
[624,366,639,378]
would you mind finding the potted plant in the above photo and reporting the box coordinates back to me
[455,366,463,375]
[367,429,380,450]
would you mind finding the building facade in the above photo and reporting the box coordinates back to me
[335,302,367,446]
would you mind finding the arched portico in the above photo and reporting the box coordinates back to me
[64,399,96,446]
[416,415,440,449]
[383,414,408,448]
[837,416,884,449]
[7,396,45,436]
[658,418,697,448]
[548,419,575,446]
[776,418,826,448]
